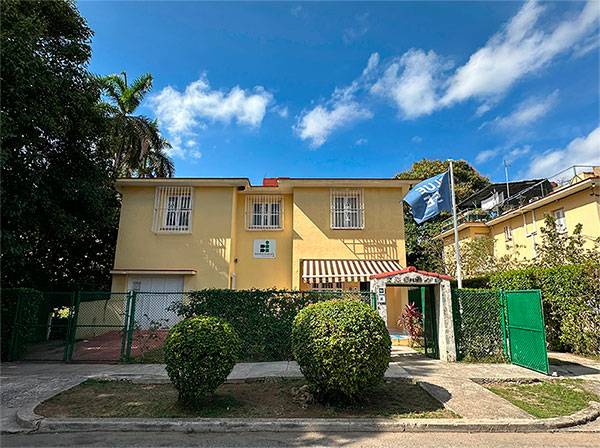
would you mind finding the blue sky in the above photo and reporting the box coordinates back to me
[78,1,599,184]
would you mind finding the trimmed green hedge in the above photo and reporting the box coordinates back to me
[490,263,600,355]
[171,289,371,362]
[292,299,391,401]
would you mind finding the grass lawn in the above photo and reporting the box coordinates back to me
[36,379,458,419]
[483,380,599,418]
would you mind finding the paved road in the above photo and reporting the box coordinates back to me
[2,430,600,447]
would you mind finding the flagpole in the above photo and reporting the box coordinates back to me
[448,159,462,289]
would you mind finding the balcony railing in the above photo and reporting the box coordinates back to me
[441,210,491,232]
[440,165,597,233]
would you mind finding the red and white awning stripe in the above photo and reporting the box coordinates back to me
[301,259,403,283]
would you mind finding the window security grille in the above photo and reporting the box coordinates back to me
[504,226,512,241]
[330,189,364,229]
[152,187,193,233]
[245,195,283,230]
[554,208,567,234]
[311,282,344,291]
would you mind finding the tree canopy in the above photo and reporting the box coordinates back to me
[1,0,119,289]
[97,72,174,178]
[396,159,491,273]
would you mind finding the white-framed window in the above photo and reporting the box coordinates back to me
[152,187,193,233]
[310,282,343,291]
[245,195,283,230]
[554,208,567,234]
[504,225,512,241]
[330,189,364,229]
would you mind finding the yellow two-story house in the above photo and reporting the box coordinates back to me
[110,176,415,328]
[436,166,600,275]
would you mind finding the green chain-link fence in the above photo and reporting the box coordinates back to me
[451,289,508,362]
[4,288,375,363]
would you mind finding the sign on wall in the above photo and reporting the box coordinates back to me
[253,239,276,258]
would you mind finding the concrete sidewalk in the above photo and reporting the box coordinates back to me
[2,347,599,433]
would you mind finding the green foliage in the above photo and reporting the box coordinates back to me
[171,289,373,361]
[490,264,600,355]
[291,300,391,401]
[452,289,507,361]
[397,159,490,272]
[1,0,119,290]
[1,289,46,361]
[535,215,600,268]
[97,72,174,178]
[450,276,491,289]
[164,317,241,403]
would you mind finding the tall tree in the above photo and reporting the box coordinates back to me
[1,0,119,290]
[396,159,490,273]
[97,72,174,178]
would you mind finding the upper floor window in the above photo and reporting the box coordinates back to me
[152,187,193,233]
[553,208,567,234]
[245,195,283,230]
[330,189,364,229]
[504,225,512,241]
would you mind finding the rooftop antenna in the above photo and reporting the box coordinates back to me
[503,160,511,198]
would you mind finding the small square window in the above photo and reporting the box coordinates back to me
[331,189,364,229]
[553,209,567,234]
[246,196,283,230]
[152,187,193,233]
[504,226,512,241]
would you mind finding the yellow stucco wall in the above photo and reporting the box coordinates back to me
[292,187,407,289]
[111,182,408,293]
[233,193,294,290]
[112,186,235,291]
[441,184,600,266]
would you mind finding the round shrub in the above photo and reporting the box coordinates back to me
[292,299,391,401]
[164,316,241,403]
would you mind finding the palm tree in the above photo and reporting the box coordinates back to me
[97,72,174,178]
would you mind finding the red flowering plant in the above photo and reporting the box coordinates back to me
[398,302,423,346]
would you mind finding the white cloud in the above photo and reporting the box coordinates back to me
[412,136,422,143]
[527,127,600,178]
[291,5,303,17]
[294,56,375,147]
[475,149,497,164]
[294,102,372,148]
[493,90,558,128]
[362,53,380,77]
[271,105,289,118]
[442,0,599,106]
[342,12,369,44]
[186,139,197,147]
[148,74,274,136]
[371,49,450,119]
[508,145,531,160]
[355,138,368,146]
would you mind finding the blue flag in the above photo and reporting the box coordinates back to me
[403,171,452,224]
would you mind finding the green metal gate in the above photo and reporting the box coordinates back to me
[503,290,549,374]
[421,286,439,359]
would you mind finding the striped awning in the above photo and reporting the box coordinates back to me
[301,259,403,284]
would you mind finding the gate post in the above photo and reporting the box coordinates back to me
[120,292,132,361]
[125,291,137,360]
[66,291,80,361]
[8,289,24,362]
[437,279,457,362]
[499,291,509,359]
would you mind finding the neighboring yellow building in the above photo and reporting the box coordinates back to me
[108,176,415,328]
[437,166,600,274]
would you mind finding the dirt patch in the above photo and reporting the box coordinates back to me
[36,379,458,419]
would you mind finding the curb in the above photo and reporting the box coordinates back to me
[17,401,600,433]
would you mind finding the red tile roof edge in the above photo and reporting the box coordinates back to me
[370,266,452,280]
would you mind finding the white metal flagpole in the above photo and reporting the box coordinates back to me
[448,159,462,289]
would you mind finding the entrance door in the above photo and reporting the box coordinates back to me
[128,275,184,330]
[421,286,439,359]
[504,290,549,374]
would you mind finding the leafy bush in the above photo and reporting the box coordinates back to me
[171,289,372,361]
[490,263,600,355]
[164,316,241,403]
[292,299,391,401]
[398,302,423,346]
[1,288,46,361]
